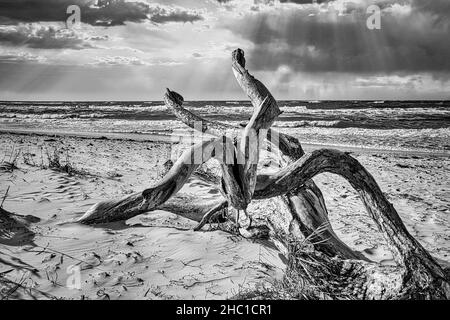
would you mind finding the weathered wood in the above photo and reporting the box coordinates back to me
[217,50,281,213]
[77,48,449,299]
[285,244,445,299]
[164,87,303,160]
[77,139,220,224]
[164,89,237,138]
[232,49,278,115]
[159,194,227,224]
[193,200,228,231]
[253,148,449,298]
[236,95,280,205]
[255,148,422,265]
[230,50,368,260]
[163,63,357,260]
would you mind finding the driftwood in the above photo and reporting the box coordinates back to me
[78,49,449,299]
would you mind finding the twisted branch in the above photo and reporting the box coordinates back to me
[76,48,449,299]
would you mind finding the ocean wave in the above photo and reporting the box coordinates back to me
[274,120,343,128]
[276,127,450,152]
[1,101,449,153]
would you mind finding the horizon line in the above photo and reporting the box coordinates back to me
[1,99,449,103]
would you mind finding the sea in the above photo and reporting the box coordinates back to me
[1,100,449,154]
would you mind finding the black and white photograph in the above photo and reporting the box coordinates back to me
[0,0,449,303]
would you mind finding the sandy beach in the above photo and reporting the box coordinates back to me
[1,0,450,303]
[1,130,448,299]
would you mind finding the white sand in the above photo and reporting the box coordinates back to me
[0,132,448,299]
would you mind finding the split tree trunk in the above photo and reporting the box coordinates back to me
[77,49,449,299]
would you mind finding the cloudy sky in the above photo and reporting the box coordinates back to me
[0,0,449,100]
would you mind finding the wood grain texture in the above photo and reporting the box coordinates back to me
[77,49,449,299]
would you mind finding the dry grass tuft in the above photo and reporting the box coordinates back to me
[231,224,358,300]
[0,144,21,173]
[22,143,91,177]
[43,146,78,175]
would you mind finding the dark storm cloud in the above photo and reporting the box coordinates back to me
[0,0,204,26]
[411,0,450,21]
[221,0,450,73]
[0,24,93,49]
